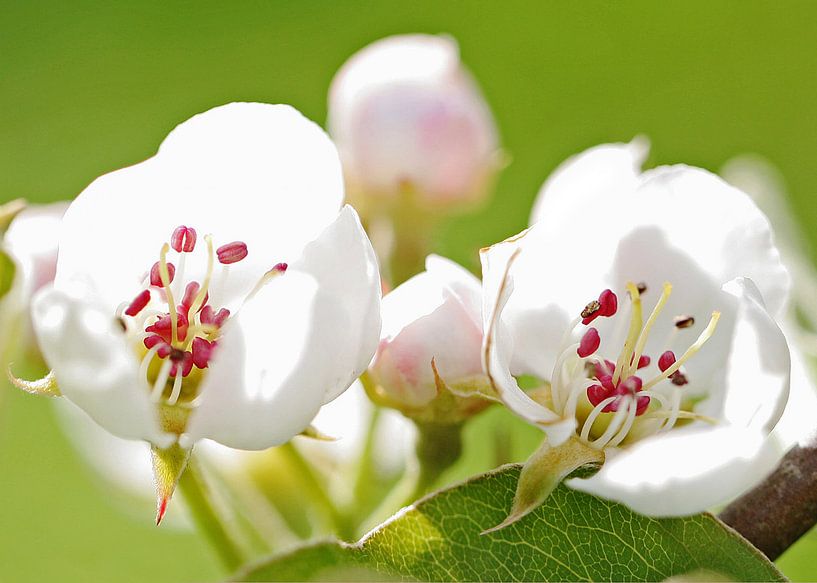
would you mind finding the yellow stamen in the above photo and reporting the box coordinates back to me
[188,235,214,316]
[612,282,642,385]
[643,311,721,390]
[158,243,179,345]
[242,265,287,306]
[628,282,672,378]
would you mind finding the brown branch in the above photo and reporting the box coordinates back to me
[719,435,817,560]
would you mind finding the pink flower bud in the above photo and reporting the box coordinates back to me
[329,34,500,209]
[368,256,487,413]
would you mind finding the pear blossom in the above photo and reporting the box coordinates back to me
[368,255,492,421]
[328,34,500,209]
[483,139,792,517]
[30,103,382,463]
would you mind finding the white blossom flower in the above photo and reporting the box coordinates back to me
[328,34,500,209]
[483,139,792,518]
[30,103,382,459]
[368,255,491,421]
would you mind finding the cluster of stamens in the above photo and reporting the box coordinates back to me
[118,225,286,407]
[550,281,721,450]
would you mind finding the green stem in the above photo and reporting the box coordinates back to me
[178,457,244,571]
[404,422,464,505]
[278,442,353,540]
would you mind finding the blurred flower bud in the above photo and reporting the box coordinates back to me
[329,34,501,212]
[367,255,494,423]
[0,201,67,361]
[4,201,67,302]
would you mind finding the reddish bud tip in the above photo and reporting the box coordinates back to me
[156,497,169,525]
[658,350,676,372]
[273,262,288,273]
[598,289,618,317]
[150,261,175,287]
[216,241,248,265]
[636,354,651,369]
[577,327,601,358]
[125,290,151,317]
[171,226,197,253]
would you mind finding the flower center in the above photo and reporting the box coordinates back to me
[550,282,720,450]
[117,225,286,409]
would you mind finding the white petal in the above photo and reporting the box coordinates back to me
[182,207,381,450]
[31,283,172,447]
[715,278,790,431]
[768,339,817,449]
[56,103,344,311]
[529,138,648,226]
[480,238,576,445]
[631,166,790,318]
[569,425,781,516]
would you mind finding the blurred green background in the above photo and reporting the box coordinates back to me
[2,1,817,581]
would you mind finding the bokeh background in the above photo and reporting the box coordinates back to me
[2,1,817,581]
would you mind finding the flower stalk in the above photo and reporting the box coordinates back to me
[719,432,817,560]
[177,456,244,571]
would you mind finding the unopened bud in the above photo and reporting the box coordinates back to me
[329,34,500,210]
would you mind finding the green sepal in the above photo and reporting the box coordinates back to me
[0,248,16,301]
[483,435,605,534]
[0,199,26,233]
[151,442,191,525]
[298,424,337,441]
[7,368,60,397]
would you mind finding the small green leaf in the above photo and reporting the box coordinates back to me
[0,249,16,300]
[237,465,784,582]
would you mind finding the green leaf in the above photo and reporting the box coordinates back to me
[237,465,784,582]
[0,249,16,300]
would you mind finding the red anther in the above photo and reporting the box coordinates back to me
[181,282,207,313]
[587,384,609,407]
[200,305,230,327]
[150,261,175,287]
[144,335,172,359]
[670,371,689,386]
[192,337,214,369]
[658,350,676,372]
[636,355,651,369]
[273,262,288,273]
[171,226,197,253]
[599,374,616,392]
[217,241,248,265]
[619,375,643,395]
[125,290,151,317]
[598,289,618,317]
[593,359,616,378]
[145,311,189,343]
[577,328,601,358]
[635,395,651,416]
[169,350,194,378]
